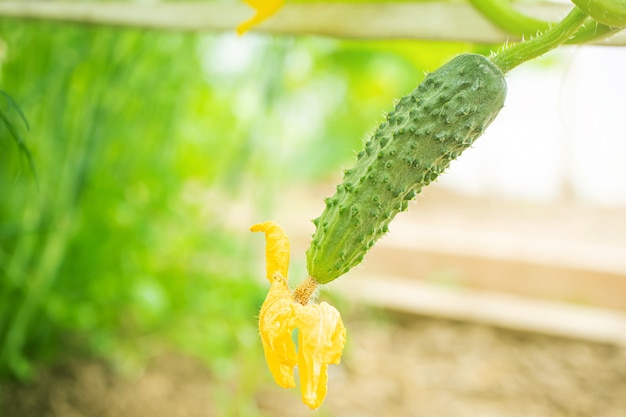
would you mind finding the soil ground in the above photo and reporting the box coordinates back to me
[3,310,626,417]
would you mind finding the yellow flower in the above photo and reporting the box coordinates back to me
[251,221,346,409]
[257,271,297,388]
[237,0,285,35]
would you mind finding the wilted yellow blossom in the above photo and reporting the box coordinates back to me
[251,221,346,409]
[237,0,285,35]
[295,301,346,407]
[250,221,290,280]
[258,271,297,388]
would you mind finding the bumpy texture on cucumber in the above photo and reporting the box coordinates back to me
[306,54,507,284]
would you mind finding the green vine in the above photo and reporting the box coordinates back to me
[470,0,618,45]
[490,6,589,74]
[568,19,622,43]
[468,0,549,37]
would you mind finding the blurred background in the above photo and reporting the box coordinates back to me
[1,1,625,416]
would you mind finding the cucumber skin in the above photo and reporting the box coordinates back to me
[306,54,507,284]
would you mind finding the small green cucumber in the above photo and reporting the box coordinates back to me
[306,53,507,284]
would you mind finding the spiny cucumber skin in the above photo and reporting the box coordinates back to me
[306,54,507,284]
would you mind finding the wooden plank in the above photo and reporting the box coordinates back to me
[0,2,624,45]
[384,215,626,276]
[331,274,626,346]
[362,245,626,311]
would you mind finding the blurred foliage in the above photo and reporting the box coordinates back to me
[0,22,269,381]
[0,89,34,180]
[0,12,474,403]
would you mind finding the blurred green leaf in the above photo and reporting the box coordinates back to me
[0,89,34,179]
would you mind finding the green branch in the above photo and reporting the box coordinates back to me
[468,0,618,45]
[490,7,589,74]
[568,19,622,43]
[467,0,549,37]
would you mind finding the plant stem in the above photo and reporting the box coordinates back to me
[468,0,550,37]
[491,7,589,74]
[468,0,615,46]
[568,19,622,44]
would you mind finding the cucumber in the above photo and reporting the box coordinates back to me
[306,53,507,284]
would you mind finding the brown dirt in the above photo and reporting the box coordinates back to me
[3,310,626,417]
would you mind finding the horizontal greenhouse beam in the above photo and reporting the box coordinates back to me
[0,1,624,45]
[333,275,626,347]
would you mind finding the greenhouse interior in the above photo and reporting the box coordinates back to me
[1,1,626,416]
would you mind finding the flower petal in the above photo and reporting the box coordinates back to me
[295,302,347,409]
[250,221,290,283]
[237,0,285,35]
[258,272,297,388]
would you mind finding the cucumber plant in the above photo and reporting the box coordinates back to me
[305,4,600,285]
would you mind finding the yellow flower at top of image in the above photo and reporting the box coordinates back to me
[237,0,285,35]
[251,221,346,409]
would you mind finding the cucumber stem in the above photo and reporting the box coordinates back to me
[469,0,614,46]
[468,0,550,37]
[491,7,589,73]
[567,19,622,44]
